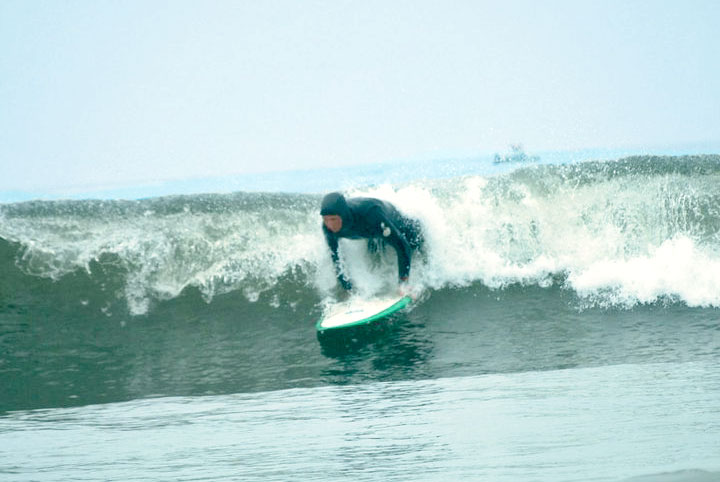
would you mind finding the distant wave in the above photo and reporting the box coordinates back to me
[2,155,719,315]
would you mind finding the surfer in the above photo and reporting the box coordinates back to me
[320,192,423,294]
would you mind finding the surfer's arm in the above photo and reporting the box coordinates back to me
[394,235,412,282]
[374,214,413,283]
[323,228,352,290]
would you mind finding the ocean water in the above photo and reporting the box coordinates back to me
[1,152,720,481]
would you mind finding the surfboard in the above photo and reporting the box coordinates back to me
[316,295,412,333]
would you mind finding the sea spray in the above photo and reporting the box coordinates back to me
[1,193,328,315]
[1,155,719,314]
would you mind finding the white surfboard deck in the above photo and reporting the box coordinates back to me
[316,295,412,331]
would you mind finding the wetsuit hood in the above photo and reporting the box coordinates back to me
[320,192,353,229]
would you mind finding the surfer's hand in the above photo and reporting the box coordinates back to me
[398,282,417,300]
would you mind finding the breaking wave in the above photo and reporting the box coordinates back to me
[2,155,719,315]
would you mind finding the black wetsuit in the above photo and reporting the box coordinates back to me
[321,192,423,290]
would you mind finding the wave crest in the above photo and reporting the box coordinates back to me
[2,155,719,313]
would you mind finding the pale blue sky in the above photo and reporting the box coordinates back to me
[2,0,719,194]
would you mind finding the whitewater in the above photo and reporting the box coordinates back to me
[2,154,719,316]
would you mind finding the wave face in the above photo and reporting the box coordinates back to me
[2,155,720,315]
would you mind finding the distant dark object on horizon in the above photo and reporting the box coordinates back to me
[493,144,540,164]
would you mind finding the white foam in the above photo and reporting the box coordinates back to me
[3,160,720,312]
[345,169,720,308]
[569,236,720,307]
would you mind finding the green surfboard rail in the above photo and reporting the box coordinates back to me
[316,296,412,332]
